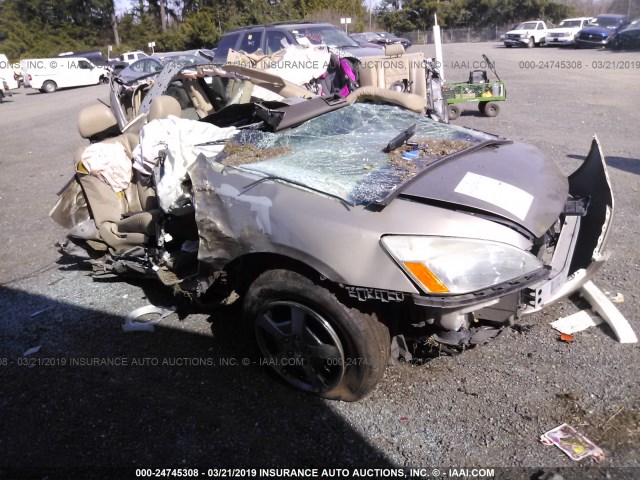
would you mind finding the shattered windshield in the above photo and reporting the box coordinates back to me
[215,103,495,205]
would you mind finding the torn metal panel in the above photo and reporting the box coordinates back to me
[49,176,90,229]
[187,156,246,268]
[567,136,614,273]
[523,137,615,312]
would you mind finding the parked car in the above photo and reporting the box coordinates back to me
[574,14,630,48]
[21,57,104,93]
[606,18,640,50]
[213,22,383,63]
[51,61,617,401]
[545,17,593,46]
[504,20,550,47]
[376,31,412,49]
[350,32,389,48]
[116,53,205,85]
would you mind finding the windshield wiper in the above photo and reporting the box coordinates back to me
[383,123,417,153]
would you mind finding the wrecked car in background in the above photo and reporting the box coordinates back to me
[50,61,620,401]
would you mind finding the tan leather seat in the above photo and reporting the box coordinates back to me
[357,47,427,102]
[75,96,181,253]
[345,86,425,113]
[148,94,182,120]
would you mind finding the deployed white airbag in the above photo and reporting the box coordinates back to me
[132,116,238,212]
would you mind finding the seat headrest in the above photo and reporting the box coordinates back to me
[77,104,118,139]
[148,95,182,121]
[385,43,405,56]
[345,86,425,113]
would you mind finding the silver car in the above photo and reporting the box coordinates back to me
[52,64,615,401]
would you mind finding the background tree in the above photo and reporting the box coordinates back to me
[0,0,626,62]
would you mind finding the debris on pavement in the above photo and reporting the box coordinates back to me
[559,333,575,343]
[122,305,176,332]
[579,281,637,344]
[550,310,602,335]
[604,291,624,303]
[29,307,52,318]
[540,423,605,462]
[389,335,413,364]
[23,345,42,357]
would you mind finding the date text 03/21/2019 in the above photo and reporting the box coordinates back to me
[519,60,640,70]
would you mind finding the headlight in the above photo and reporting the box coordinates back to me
[519,33,528,38]
[381,236,543,295]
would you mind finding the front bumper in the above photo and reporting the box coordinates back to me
[504,39,528,47]
[522,137,614,312]
[575,37,608,47]
[545,36,574,45]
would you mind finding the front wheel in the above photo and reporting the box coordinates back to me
[243,269,390,401]
[527,37,535,48]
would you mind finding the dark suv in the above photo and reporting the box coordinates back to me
[213,22,383,63]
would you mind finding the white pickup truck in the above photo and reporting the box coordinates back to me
[545,17,593,46]
[504,21,549,48]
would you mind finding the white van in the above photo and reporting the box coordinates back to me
[21,57,104,93]
[0,54,20,90]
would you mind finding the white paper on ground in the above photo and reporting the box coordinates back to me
[550,310,603,335]
[122,305,176,333]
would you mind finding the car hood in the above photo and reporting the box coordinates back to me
[396,141,568,237]
[580,26,615,35]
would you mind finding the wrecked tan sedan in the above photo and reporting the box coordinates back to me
[51,64,617,400]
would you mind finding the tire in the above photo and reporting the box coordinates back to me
[505,44,512,48]
[483,101,500,117]
[448,104,460,120]
[478,101,487,113]
[527,37,534,48]
[243,269,390,401]
[41,80,57,93]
